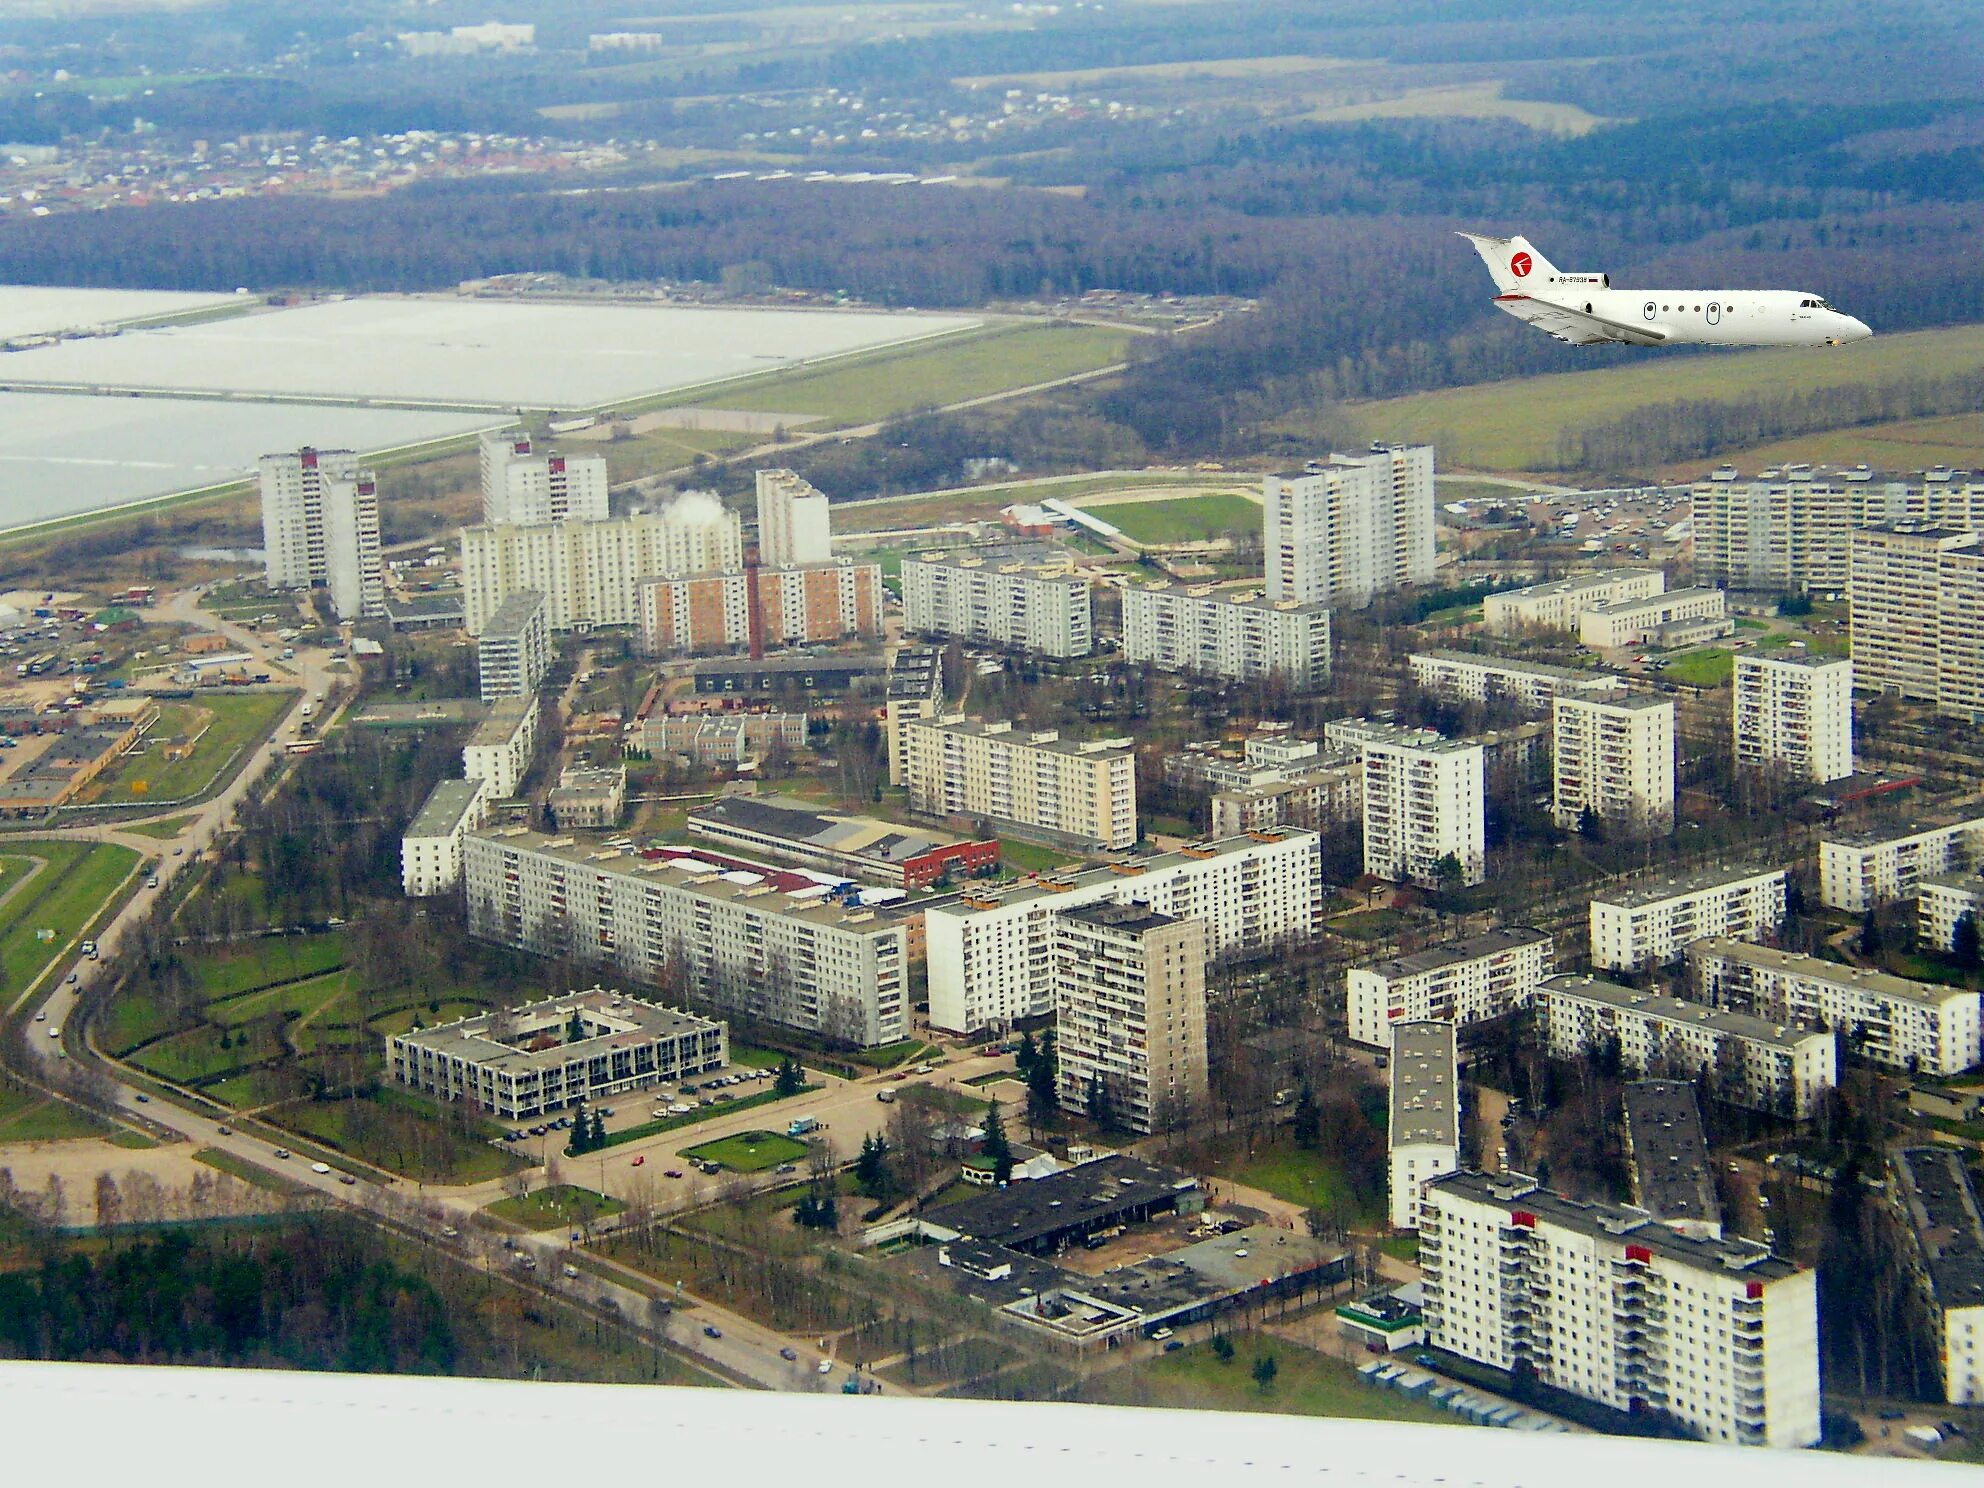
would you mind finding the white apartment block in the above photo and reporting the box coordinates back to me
[900,715,1135,850]
[901,545,1094,658]
[1359,724,1486,888]
[1347,927,1553,1048]
[1919,875,1984,956]
[461,696,538,800]
[1552,694,1675,835]
[1693,468,1853,594]
[1589,865,1788,972]
[1053,902,1209,1135]
[924,828,1322,1033]
[1264,443,1435,607]
[464,830,911,1046]
[258,447,385,620]
[1408,650,1626,713]
[479,429,609,526]
[1482,568,1664,636]
[1419,1171,1821,1448]
[1688,937,1983,1076]
[1892,1147,1984,1405]
[1388,1021,1460,1230]
[1819,814,1984,912]
[460,504,743,633]
[755,468,833,568]
[387,986,726,1122]
[1849,526,1984,715]
[1733,653,1853,784]
[1121,583,1332,690]
[477,589,551,704]
[1535,974,1837,1119]
[1577,586,1729,650]
[400,777,489,897]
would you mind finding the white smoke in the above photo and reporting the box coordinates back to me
[664,489,727,525]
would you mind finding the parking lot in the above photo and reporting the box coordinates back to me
[493,1063,788,1148]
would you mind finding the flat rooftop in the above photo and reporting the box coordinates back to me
[690,793,974,864]
[482,590,545,637]
[1561,692,1673,713]
[1412,649,1625,685]
[391,986,719,1074]
[1539,974,1826,1050]
[466,697,534,748]
[1688,937,1969,1008]
[912,716,1132,760]
[1584,586,1723,616]
[1132,582,1331,616]
[1591,862,1785,910]
[925,1154,1198,1251]
[407,778,485,839]
[1340,720,1481,756]
[932,827,1317,919]
[1736,650,1850,671]
[1390,1022,1458,1148]
[1824,813,1984,850]
[1894,1147,1984,1312]
[691,653,887,678]
[1622,1080,1721,1231]
[1431,1170,1800,1280]
[1363,926,1551,982]
[912,542,1087,577]
[1059,899,1181,935]
[469,826,921,934]
[1491,569,1660,600]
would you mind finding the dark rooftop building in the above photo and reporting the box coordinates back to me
[923,1153,1203,1255]
[692,653,888,695]
[1622,1080,1723,1239]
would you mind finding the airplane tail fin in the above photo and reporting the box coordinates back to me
[1457,232,1561,293]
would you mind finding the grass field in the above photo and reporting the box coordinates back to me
[1661,410,1984,480]
[126,814,198,840]
[1232,1146,1368,1219]
[0,839,138,1011]
[679,1130,809,1172]
[1657,648,1736,687]
[1080,492,1260,545]
[1337,323,1984,472]
[703,322,1134,426]
[87,691,292,805]
[1303,79,1611,135]
[271,1089,523,1185]
[486,1184,626,1231]
[999,838,1077,875]
[834,469,1239,535]
[1080,1339,1453,1425]
[0,1078,113,1143]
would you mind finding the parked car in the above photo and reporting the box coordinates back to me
[780,1347,798,1361]
[704,1325,723,1339]
[663,1169,684,1179]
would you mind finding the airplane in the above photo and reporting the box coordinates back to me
[1458,232,1872,349]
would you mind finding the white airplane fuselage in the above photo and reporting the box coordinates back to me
[1460,232,1872,349]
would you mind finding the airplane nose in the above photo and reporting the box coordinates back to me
[1845,316,1872,341]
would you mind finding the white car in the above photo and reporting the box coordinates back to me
[47,1025,60,1038]
[311,1162,332,1175]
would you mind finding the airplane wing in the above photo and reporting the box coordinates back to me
[1493,293,1668,347]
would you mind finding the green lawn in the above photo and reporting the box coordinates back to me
[183,933,348,1002]
[129,1021,284,1084]
[1077,492,1260,546]
[1336,322,1984,471]
[270,1090,525,1185]
[486,1184,627,1230]
[1231,1147,1365,1217]
[704,322,1134,425]
[0,1080,113,1143]
[127,815,198,840]
[679,1130,810,1172]
[999,838,1078,874]
[370,999,490,1036]
[207,968,352,1028]
[1657,648,1735,688]
[1330,908,1406,940]
[1082,1339,1454,1425]
[88,691,292,804]
[0,840,139,1011]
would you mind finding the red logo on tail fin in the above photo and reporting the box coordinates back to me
[1510,251,1533,278]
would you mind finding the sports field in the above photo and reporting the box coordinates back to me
[83,691,292,806]
[1337,322,1984,471]
[1079,492,1260,545]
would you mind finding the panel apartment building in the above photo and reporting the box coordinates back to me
[258,447,385,621]
[479,429,609,525]
[1588,864,1788,972]
[1121,583,1332,691]
[1891,1147,1984,1405]
[461,503,743,633]
[1358,724,1486,888]
[900,715,1136,851]
[1535,974,1836,1118]
[1264,443,1435,607]
[1388,1021,1459,1230]
[1346,927,1554,1048]
[1687,938,1983,1076]
[924,828,1322,1033]
[636,560,883,655]
[1408,650,1627,714]
[1819,814,1984,912]
[401,777,489,897]
[1552,693,1676,835]
[1849,526,1984,723]
[1733,653,1853,784]
[1482,568,1664,637]
[1053,902,1209,1135]
[1919,875,1984,955]
[1419,1171,1821,1447]
[462,696,538,800]
[901,544,1094,658]
[477,589,551,704]
[463,829,912,1047]
[755,468,833,567]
